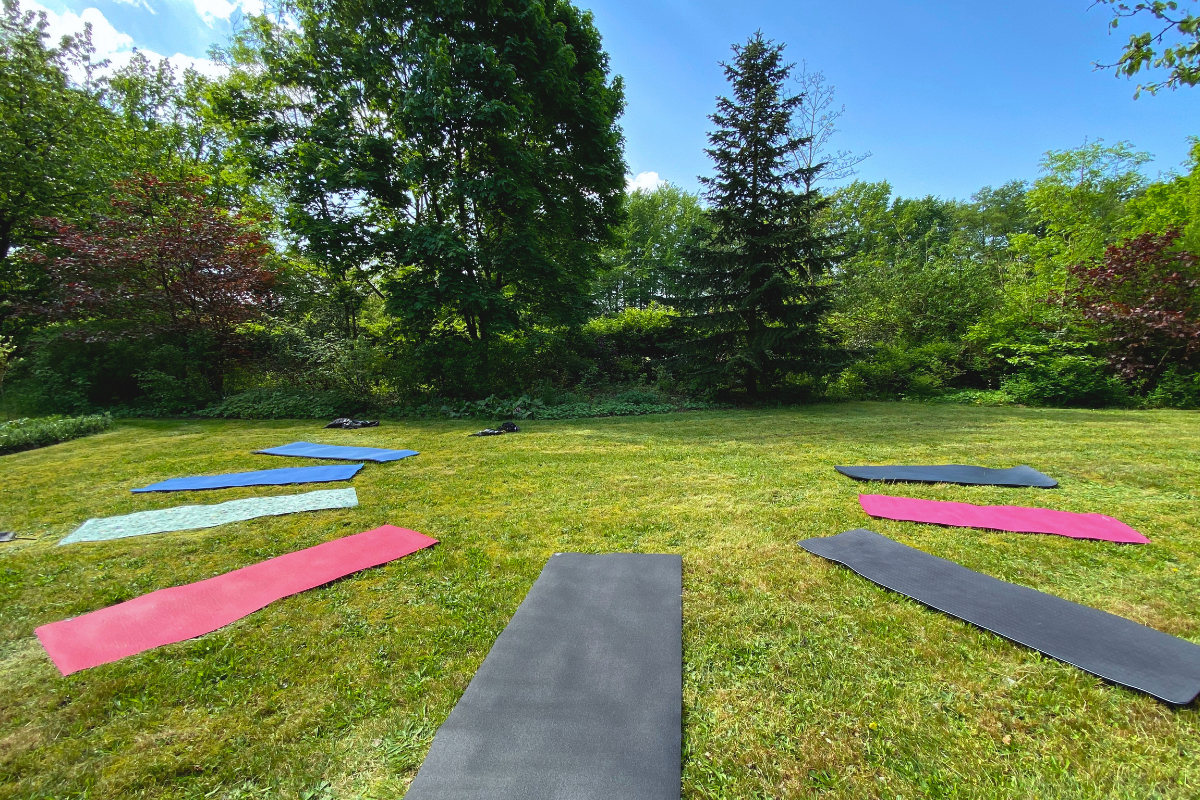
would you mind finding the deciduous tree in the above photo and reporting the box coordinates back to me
[1066,227,1200,380]
[0,0,113,327]
[25,175,276,387]
[219,0,626,369]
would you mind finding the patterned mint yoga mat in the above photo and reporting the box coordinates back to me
[59,489,359,546]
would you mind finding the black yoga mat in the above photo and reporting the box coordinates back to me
[835,464,1058,488]
[799,529,1200,705]
[403,553,683,800]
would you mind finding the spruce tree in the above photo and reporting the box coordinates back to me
[677,32,834,396]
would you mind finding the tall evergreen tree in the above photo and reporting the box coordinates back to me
[677,32,834,395]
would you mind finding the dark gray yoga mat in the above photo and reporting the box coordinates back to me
[835,464,1058,488]
[799,529,1200,704]
[403,553,682,800]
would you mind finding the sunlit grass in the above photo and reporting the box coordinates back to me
[1,404,1198,798]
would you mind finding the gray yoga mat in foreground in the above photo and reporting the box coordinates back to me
[59,488,359,545]
[403,552,683,800]
[799,528,1200,705]
[835,464,1058,488]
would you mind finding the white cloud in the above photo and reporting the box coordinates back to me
[165,52,225,77]
[31,3,135,56]
[192,0,261,25]
[25,2,225,79]
[112,0,156,15]
[627,171,665,193]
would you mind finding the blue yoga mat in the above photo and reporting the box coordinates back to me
[255,441,419,463]
[132,464,363,493]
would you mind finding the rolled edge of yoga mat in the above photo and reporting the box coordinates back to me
[403,552,683,800]
[131,463,363,493]
[858,494,1149,544]
[60,488,360,546]
[37,524,437,674]
[835,464,1058,488]
[799,529,1200,705]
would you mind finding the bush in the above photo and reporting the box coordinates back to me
[530,398,722,420]
[928,389,1015,406]
[0,414,113,455]
[1144,367,1200,409]
[427,389,718,421]
[1000,355,1130,407]
[612,389,662,405]
[198,389,375,420]
[15,328,225,415]
[824,342,975,400]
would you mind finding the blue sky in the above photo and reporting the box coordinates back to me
[27,0,1200,200]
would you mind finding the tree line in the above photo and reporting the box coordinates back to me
[1,0,1197,416]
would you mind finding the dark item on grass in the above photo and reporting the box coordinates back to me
[835,464,1058,488]
[469,421,520,437]
[403,553,682,800]
[324,418,379,429]
[798,528,1200,705]
[0,531,14,543]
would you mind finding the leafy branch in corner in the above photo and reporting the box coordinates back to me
[1093,0,1200,96]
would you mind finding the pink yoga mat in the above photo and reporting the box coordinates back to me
[36,525,438,675]
[859,495,1148,544]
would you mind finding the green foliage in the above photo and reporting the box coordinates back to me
[826,182,1011,347]
[223,0,626,378]
[595,185,707,312]
[928,388,1015,406]
[1144,365,1200,407]
[440,394,542,420]
[676,32,833,395]
[1124,137,1200,251]
[197,388,372,420]
[1001,356,1131,407]
[0,0,110,253]
[14,328,228,415]
[248,318,400,399]
[102,53,263,214]
[1010,139,1151,278]
[989,343,1130,407]
[0,412,110,454]
[0,333,16,397]
[530,397,721,419]
[0,0,113,327]
[1097,0,1200,96]
[824,342,976,400]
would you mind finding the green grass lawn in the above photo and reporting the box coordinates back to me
[2,403,1199,799]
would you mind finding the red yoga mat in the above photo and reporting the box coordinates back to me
[36,525,438,675]
[859,494,1148,544]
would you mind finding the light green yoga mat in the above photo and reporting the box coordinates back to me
[59,488,359,545]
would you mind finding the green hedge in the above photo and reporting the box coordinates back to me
[529,399,722,419]
[0,414,114,455]
[197,389,374,420]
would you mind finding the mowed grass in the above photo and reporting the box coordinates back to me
[1,404,1199,799]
